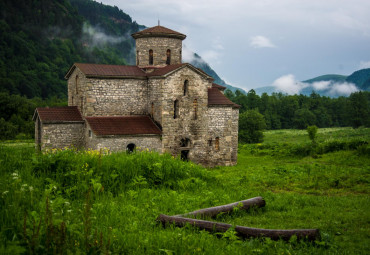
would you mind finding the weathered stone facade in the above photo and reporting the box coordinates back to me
[35,121,84,150]
[35,25,239,167]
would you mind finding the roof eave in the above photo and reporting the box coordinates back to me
[85,75,147,80]
[132,33,186,40]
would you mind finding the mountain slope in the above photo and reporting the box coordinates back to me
[188,53,246,93]
[303,74,347,83]
[345,68,370,90]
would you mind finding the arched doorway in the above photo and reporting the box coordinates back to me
[127,143,136,153]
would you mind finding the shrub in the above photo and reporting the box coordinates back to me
[239,110,266,143]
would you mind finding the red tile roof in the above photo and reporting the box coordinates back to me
[85,116,162,136]
[147,63,185,76]
[71,63,146,78]
[34,106,84,122]
[212,83,227,90]
[208,88,240,108]
[132,25,186,40]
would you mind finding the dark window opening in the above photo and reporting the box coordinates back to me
[174,100,179,119]
[193,99,198,120]
[80,97,83,112]
[215,137,220,151]
[75,75,79,94]
[127,143,136,153]
[89,130,92,138]
[149,49,153,65]
[137,51,139,65]
[181,150,189,161]
[180,138,190,147]
[166,49,171,65]
[71,96,74,105]
[183,80,188,96]
[151,102,154,117]
[208,139,212,146]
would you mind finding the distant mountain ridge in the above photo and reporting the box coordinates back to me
[254,68,370,97]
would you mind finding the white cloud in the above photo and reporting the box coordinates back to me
[312,81,331,91]
[82,23,126,46]
[250,36,276,48]
[359,61,370,69]
[328,82,358,96]
[272,74,308,94]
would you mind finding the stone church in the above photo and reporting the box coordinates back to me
[33,25,240,167]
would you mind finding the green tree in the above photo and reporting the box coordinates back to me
[293,108,316,129]
[238,110,266,143]
[307,125,318,144]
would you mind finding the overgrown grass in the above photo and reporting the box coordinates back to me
[0,128,369,254]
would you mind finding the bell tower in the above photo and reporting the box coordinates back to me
[132,25,186,67]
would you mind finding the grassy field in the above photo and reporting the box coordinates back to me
[0,127,369,254]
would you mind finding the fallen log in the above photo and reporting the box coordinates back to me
[157,214,320,241]
[175,196,266,218]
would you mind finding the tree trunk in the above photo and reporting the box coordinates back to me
[175,196,266,218]
[157,214,320,241]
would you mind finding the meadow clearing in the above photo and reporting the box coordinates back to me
[0,127,369,254]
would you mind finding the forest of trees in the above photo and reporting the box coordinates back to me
[225,89,370,131]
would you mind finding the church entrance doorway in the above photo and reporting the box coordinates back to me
[181,150,189,161]
[127,143,136,153]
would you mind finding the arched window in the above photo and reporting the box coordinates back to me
[183,80,188,96]
[149,49,153,65]
[174,100,179,119]
[75,75,79,94]
[180,138,190,147]
[215,137,220,151]
[166,49,171,65]
[193,99,198,120]
[127,143,136,153]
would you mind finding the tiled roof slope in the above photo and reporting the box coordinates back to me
[34,106,84,122]
[212,83,227,90]
[66,63,212,80]
[208,88,240,108]
[85,116,162,136]
[147,63,185,76]
[132,25,186,40]
[73,63,146,78]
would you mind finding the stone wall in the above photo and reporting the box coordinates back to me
[68,68,148,117]
[40,122,84,150]
[160,66,213,165]
[207,106,239,166]
[68,68,86,114]
[85,131,162,152]
[147,78,164,126]
[136,37,182,66]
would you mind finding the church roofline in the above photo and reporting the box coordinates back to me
[65,63,213,81]
[131,25,186,40]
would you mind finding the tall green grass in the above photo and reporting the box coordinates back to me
[0,127,369,254]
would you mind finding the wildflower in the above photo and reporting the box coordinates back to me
[11,172,19,180]
[2,190,9,196]
[29,186,34,192]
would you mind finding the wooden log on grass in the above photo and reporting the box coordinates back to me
[175,196,266,218]
[157,214,320,241]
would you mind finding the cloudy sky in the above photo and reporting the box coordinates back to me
[99,0,370,92]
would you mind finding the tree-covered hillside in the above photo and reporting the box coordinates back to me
[0,0,141,99]
[346,68,370,90]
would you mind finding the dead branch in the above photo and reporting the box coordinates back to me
[157,214,320,241]
[175,196,266,218]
